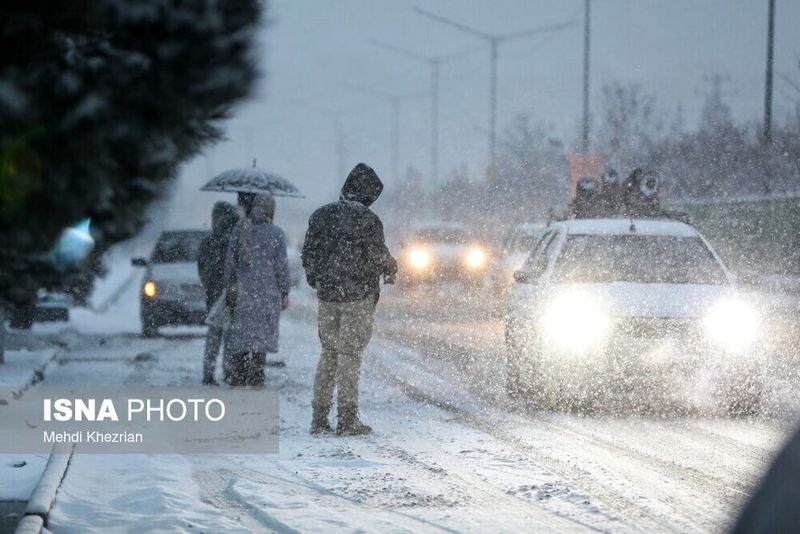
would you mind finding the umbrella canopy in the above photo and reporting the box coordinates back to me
[201,168,304,197]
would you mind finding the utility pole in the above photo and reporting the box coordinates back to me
[582,0,591,153]
[341,83,429,183]
[370,40,475,187]
[432,60,439,186]
[287,100,350,178]
[763,0,775,145]
[413,7,576,180]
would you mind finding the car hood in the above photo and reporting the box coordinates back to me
[551,282,731,319]
[148,262,201,283]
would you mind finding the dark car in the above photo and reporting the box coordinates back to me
[399,223,491,286]
[132,230,209,337]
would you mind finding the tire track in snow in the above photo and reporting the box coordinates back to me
[193,468,300,532]
[370,438,607,532]
[193,457,476,531]
[374,310,777,530]
[373,343,771,532]
[526,414,754,500]
[374,365,668,532]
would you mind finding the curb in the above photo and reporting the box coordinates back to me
[14,445,75,534]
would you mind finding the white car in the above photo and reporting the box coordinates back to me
[504,217,764,413]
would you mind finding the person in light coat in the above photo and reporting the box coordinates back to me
[224,194,290,386]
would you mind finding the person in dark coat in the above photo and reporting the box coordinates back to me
[197,201,239,386]
[302,162,397,435]
[224,194,290,386]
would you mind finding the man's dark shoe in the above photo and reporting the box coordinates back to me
[311,419,334,435]
[311,404,333,435]
[336,418,372,436]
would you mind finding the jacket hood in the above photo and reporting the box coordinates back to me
[341,163,383,207]
[211,201,238,235]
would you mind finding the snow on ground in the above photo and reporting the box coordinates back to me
[27,284,787,533]
[3,261,795,532]
[0,347,59,502]
[0,347,58,390]
[45,318,601,532]
[0,454,49,502]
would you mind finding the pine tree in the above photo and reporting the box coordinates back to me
[0,1,263,309]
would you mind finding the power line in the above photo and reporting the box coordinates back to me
[340,83,430,183]
[582,0,591,153]
[763,0,775,145]
[412,6,578,180]
[370,39,478,186]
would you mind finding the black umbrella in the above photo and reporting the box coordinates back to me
[201,166,304,197]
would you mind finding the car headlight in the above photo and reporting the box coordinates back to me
[703,297,760,353]
[143,280,157,298]
[408,248,431,270]
[539,290,611,354]
[464,247,487,269]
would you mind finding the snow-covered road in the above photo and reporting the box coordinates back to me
[20,277,796,532]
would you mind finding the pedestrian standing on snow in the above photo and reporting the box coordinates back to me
[197,201,239,386]
[224,194,290,386]
[302,163,398,435]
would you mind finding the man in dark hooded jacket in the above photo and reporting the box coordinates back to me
[302,163,397,435]
[198,201,239,385]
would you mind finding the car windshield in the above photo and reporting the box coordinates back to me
[151,231,208,263]
[511,234,542,253]
[551,234,728,285]
[414,228,468,244]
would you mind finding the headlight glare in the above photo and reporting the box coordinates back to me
[540,291,611,354]
[703,298,760,353]
[408,248,431,270]
[143,280,157,298]
[464,247,487,269]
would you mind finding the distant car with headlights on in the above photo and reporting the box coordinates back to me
[399,224,490,286]
[491,223,547,290]
[504,217,764,414]
[132,229,209,337]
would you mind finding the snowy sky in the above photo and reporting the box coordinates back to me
[171,0,800,236]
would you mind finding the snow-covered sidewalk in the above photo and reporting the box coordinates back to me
[0,331,63,511]
[2,274,789,532]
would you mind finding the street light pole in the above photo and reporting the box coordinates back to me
[370,40,476,187]
[287,99,351,179]
[582,0,591,153]
[763,0,775,145]
[413,7,577,181]
[431,60,440,186]
[340,83,429,183]
[390,97,400,184]
[489,39,498,173]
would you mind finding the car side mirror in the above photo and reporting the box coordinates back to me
[131,257,148,267]
[513,270,535,284]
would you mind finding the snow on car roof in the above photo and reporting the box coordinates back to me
[513,222,547,234]
[552,218,698,237]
